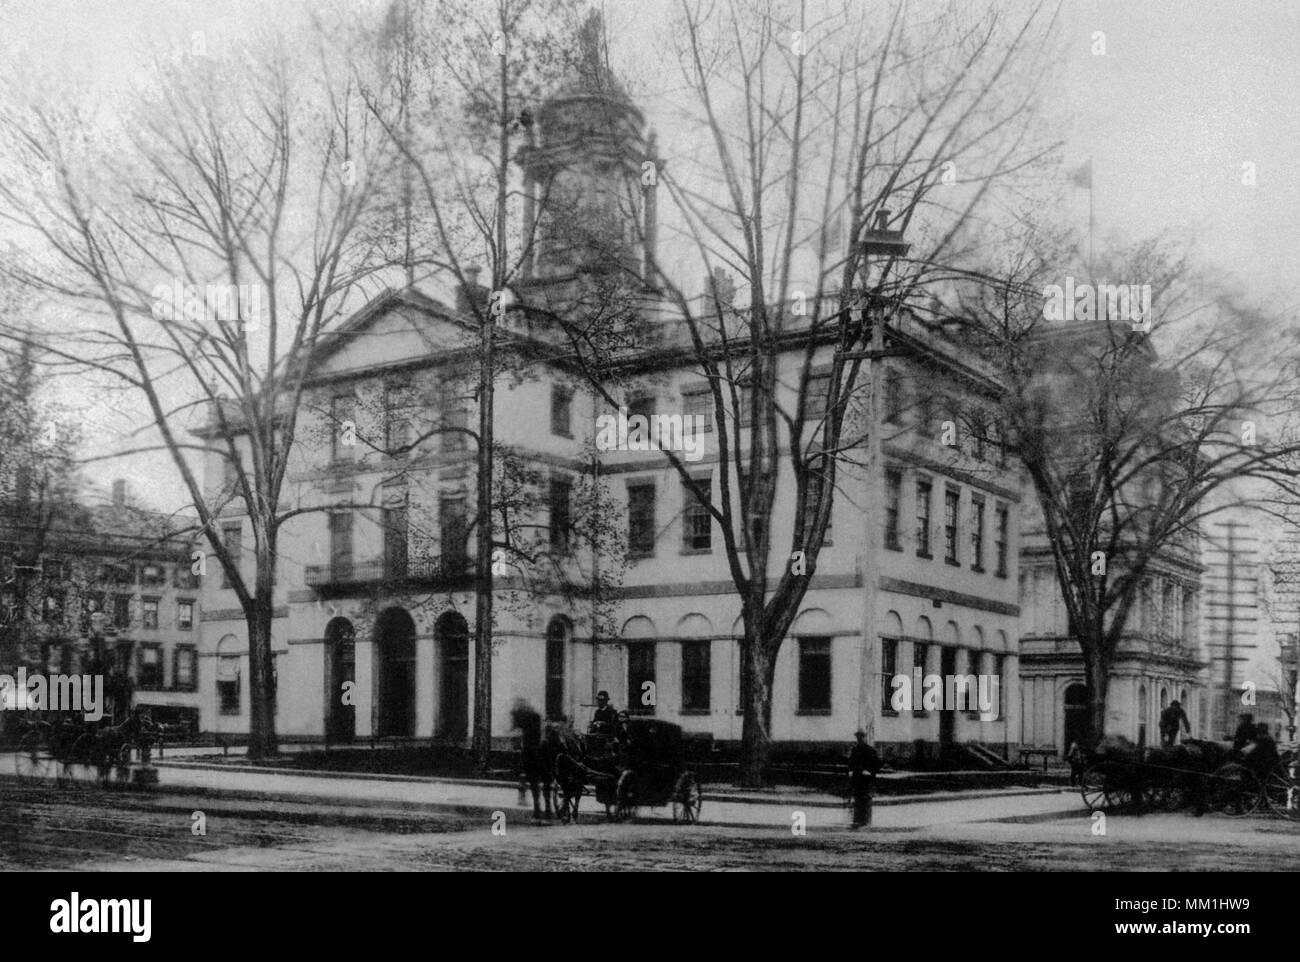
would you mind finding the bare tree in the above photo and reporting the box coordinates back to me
[546,0,1058,783]
[0,28,395,757]
[966,232,1300,745]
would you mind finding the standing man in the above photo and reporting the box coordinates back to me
[848,729,883,829]
[1159,699,1191,747]
[589,690,618,735]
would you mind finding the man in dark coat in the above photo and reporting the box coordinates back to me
[589,690,618,735]
[511,699,552,820]
[848,729,883,828]
[1232,713,1256,751]
[1159,699,1191,747]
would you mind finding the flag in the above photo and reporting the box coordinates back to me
[1070,159,1093,190]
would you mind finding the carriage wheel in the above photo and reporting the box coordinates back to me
[1210,763,1262,817]
[1148,782,1187,812]
[15,731,50,782]
[1263,766,1300,821]
[1080,763,1113,813]
[671,772,703,824]
[612,770,637,822]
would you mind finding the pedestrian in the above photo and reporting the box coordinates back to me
[848,729,882,829]
[1065,741,1086,786]
[1159,699,1191,747]
[510,698,552,820]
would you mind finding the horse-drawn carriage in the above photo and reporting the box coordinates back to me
[551,719,703,824]
[11,707,160,787]
[1080,737,1300,818]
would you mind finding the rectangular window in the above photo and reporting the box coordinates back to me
[627,483,656,557]
[805,371,831,421]
[81,591,106,634]
[884,368,904,424]
[681,640,711,713]
[222,523,242,588]
[884,469,902,550]
[682,389,714,433]
[384,379,413,456]
[174,645,197,691]
[178,600,194,631]
[441,383,468,452]
[912,642,929,715]
[218,657,240,714]
[440,497,468,568]
[141,563,166,587]
[113,594,132,630]
[329,513,353,581]
[803,453,832,546]
[384,505,409,579]
[43,558,65,581]
[797,637,832,713]
[995,504,1009,577]
[174,555,200,589]
[43,591,65,624]
[881,638,898,716]
[137,644,163,689]
[944,489,960,564]
[330,395,355,462]
[682,475,712,552]
[626,393,655,424]
[142,597,159,630]
[550,385,573,437]
[550,478,572,550]
[627,641,656,715]
[971,498,986,571]
[915,480,932,557]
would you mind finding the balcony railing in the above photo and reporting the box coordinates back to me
[304,555,473,591]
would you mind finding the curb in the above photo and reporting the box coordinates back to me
[152,758,1067,810]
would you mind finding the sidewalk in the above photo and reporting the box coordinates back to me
[148,755,1078,830]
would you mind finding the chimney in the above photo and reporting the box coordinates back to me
[112,479,127,507]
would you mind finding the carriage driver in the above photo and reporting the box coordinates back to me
[589,691,618,735]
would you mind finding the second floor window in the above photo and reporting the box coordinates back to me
[441,383,468,452]
[682,476,712,552]
[178,601,194,631]
[329,513,353,579]
[550,478,572,550]
[944,489,960,564]
[138,644,163,688]
[681,640,711,712]
[884,469,902,550]
[142,598,159,630]
[222,524,242,588]
[175,645,197,691]
[384,505,408,579]
[798,637,832,713]
[995,504,1009,577]
[971,498,986,570]
[330,395,355,462]
[113,594,131,629]
[682,389,714,433]
[627,483,656,557]
[915,480,932,557]
[551,385,573,437]
[440,497,468,567]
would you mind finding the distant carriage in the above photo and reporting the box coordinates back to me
[1079,737,1300,819]
[552,719,703,824]
[12,707,159,787]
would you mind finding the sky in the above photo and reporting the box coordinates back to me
[2,0,1299,511]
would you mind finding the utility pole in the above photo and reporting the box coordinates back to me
[850,210,909,741]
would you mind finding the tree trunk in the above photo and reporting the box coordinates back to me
[244,562,278,759]
[1083,646,1110,749]
[739,639,775,787]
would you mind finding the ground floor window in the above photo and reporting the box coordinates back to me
[681,640,711,713]
[880,638,898,716]
[798,636,832,713]
[174,645,197,691]
[627,641,656,715]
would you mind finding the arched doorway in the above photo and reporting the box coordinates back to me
[1063,683,1091,751]
[324,617,356,743]
[436,611,469,743]
[545,616,570,722]
[376,608,416,738]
